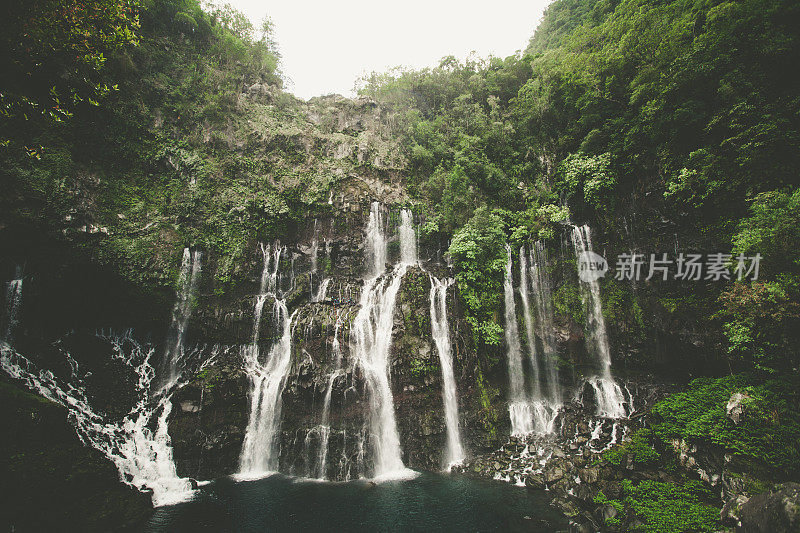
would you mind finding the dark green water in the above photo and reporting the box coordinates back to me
[144,472,567,532]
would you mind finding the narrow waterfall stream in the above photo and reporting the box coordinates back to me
[529,242,560,403]
[3,265,23,343]
[350,202,415,479]
[518,248,542,398]
[570,225,628,418]
[316,314,344,479]
[161,248,202,385]
[429,276,465,468]
[504,244,533,436]
[525,242,561,432]
[399,208,417,264]
[507,244,560,436]
[239,242,299,475]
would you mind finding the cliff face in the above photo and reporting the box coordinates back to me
[0,85,702,492]
[164,192,504,481]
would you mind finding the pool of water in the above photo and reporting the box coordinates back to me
[144,472,567,532]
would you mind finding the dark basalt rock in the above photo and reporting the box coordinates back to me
[0,377,151,531]
[738,483,800,533]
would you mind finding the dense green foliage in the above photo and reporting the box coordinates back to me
[652,375,800,477]
[597,427,722,532]
[718,189,800,373]
[1,0,141,152]
[597,372,800,530]
[447,208,507,347]
[1,0,342,293]
[596,480,720,532]
[359,0,800,375]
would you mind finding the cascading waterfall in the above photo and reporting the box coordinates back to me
[315,314,344,479]
[0,332,201,506]
[504,244,534,436]
[351,269,408,477]
[313,278,331,303]
[525,242,561,433]
[506,244,561,435]
[530,242,560,402]
[247,242,284,367]
[365,202,388,278]
[162,248,202,385]
[399,208,417,265]
[310,218,332,304]
[349,202,414,479]
[310,219,319,274]
[239,242,298,475]
[3,265,23,343]
[570,225,627,418]
[518,248,542,399]
[429,276,465,468]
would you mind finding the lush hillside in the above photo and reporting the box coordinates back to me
[1,0,799,531]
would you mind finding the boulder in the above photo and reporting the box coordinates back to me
[726,392,751,425]
[526,473,545,489]
[738,483,800,533]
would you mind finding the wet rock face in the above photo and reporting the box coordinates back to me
[738,483,800,533]
[168,346,251,480]
[168,199,494,480]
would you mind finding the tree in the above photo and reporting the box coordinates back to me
[0,0,141,152]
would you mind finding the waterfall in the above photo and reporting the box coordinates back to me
[0,332,198,506]
[399,209,418,265]
[239,242,298,475]
[310,219,328,303]
[310,219,319,274]
[349,202,414,479]
[505,244,561,435]
[570,225,627,418]
[313,278,331,303]
[162,248,202,384]
[365,202,388,278]
[518,248,542,399]
[504,244,533,436]
[429,276,465,468]
[351,267,408,478]
[316,315,343,479]
[3,266,23,343]
[530,242,561,403]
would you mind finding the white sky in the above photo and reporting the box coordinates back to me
[227,0,553,100]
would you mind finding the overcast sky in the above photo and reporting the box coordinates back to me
[225,0,553,100]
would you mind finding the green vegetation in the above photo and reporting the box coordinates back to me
[651,375,800,477]
[2,0,800,526]
[598,428,721,532]
[357,0,800,377]
[1,0,347,295]
[1,0,141,152]
[597,373,800,531]
[596,480,721,533]
[603,428,663,469]
[448,208,507,349]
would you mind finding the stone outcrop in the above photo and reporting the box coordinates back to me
[737,482,800,533]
